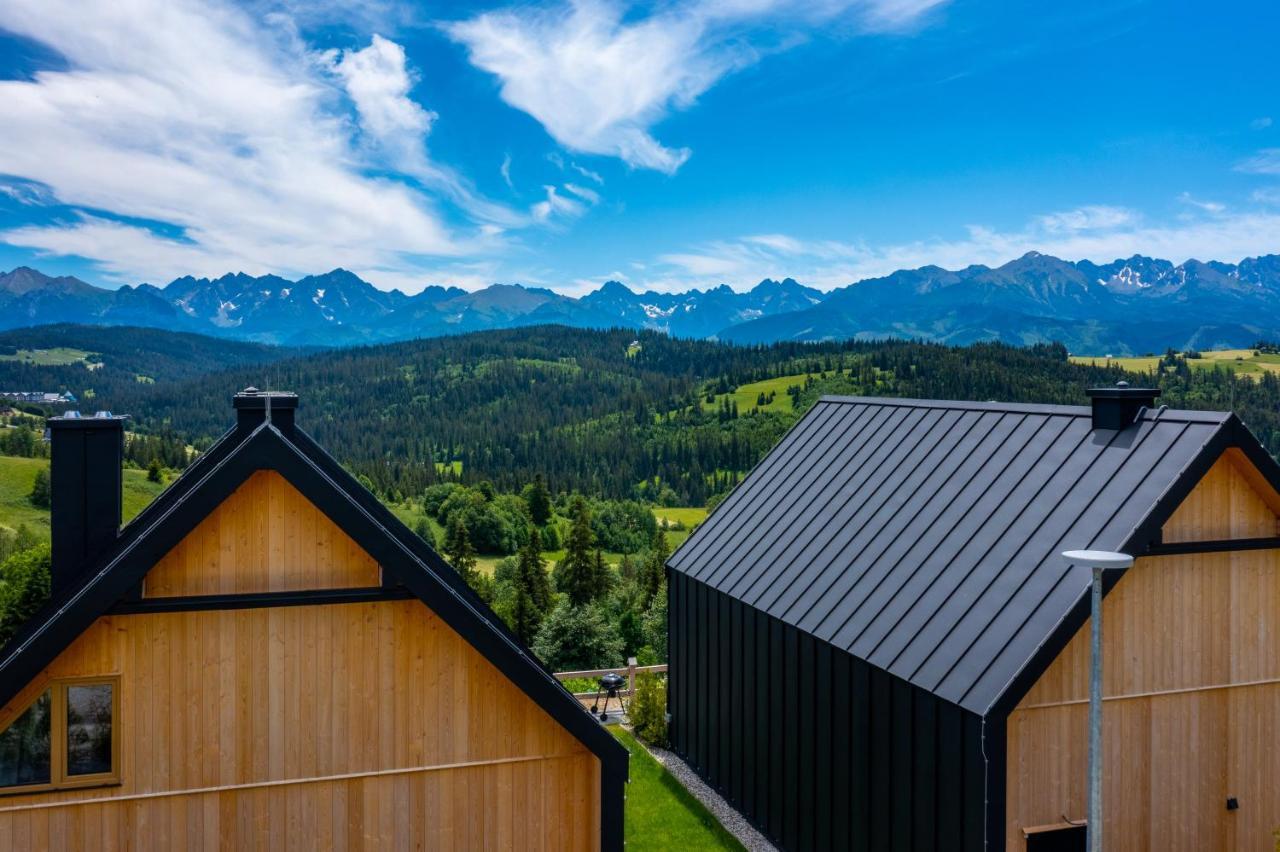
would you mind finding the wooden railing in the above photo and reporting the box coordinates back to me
[553,657,668,698]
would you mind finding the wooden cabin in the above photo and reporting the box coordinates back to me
[667,385,1280,851]
[0,389,625,850]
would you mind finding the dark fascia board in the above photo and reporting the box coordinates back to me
[986,413,1280,719]
[0,421,626,847]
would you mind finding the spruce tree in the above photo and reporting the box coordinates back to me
[445,515,489,601]
[28,467,50,509]
[555,496,597,606]
[513,527,552,639]
[524,473,552,527]
[639,527,668,607]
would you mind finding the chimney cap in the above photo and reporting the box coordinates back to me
[48,411,128,430]
[1085,381,1160,401]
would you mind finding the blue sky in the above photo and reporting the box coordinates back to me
[1,0,1278,294]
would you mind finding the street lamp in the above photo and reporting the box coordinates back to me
[1061,549,1133,852]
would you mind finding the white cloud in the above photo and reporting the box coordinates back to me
[1177,192,1226,214]
[328,34,435,141]
[1036,205,1136,233]
[563,183,601,204]
[571,162,605,184]
[444,0,946,173]
[1252,187,1280,206]
[1251,117,1273,130]
[531,185,586,222]
[500,153,515,189]
[1236,148,1280,175]
[0,0,509,287]
[649,204,1280,292]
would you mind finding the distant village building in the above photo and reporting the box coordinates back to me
[669,386,1280,851]
[0,391,76,404]
[0,389,625,849]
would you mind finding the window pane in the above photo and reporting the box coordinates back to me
[66,683,113,777]
[0,689,51,787]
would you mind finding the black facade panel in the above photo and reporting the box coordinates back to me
[769,617,785,842]
[815,640,833,852]
[783,625,800,851]
[913,691,938,852]
[869,666,892,851]
[850,656,870,852]
[719,591,732,792]
[755,607,770,829]
[798,631,816,852]
[730,597,744,807]
[667,575,989,852]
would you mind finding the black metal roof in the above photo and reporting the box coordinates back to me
[668,395,1276,716]
[0,404,627,821]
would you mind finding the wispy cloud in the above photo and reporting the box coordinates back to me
[531,185,586,223]
[1177,192,1226,214]
[648,202,1280,292]
[1035,205,1136,233]
[1251,116,1273,130]
[1236,148,1280,175]
[500,153,514,190]
[444,0,946,173]
[0,0,507,289]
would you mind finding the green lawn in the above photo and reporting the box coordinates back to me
[654,506,707,550]
[0,454,169,539]
[613,728,745,852]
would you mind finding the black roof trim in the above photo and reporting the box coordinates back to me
[0,417,626,846]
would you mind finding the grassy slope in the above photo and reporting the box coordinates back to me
[0,455,168,538]
[702,373,808,415]
[1071,349,1280,378]
[611,728,745,852]
[0,347,95,366]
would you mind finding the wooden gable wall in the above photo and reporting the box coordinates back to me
[143,470,381,596]
[1005,453,1280,850]
[0,470,602,850]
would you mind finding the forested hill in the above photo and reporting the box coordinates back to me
[88,325,1280,506]
[0,324,299,399]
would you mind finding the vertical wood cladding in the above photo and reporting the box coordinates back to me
[143,470,381,596]
[1005,454,1280,850]
[0,600,599,850]
[669,571,989,852]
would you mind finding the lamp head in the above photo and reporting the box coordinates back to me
[1061,549,1134,570]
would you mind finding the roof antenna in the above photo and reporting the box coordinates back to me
[264,375,272,425]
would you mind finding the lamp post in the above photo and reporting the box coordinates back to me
[1061,549,1133,852]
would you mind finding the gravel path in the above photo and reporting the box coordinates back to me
[637,737,778,852]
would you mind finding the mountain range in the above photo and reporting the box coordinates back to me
[4,252,1280,353]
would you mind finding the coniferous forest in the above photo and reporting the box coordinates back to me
[4,324,1280,506]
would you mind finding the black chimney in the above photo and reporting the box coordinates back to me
[233,387,298,431]
[1086,381,1159,430]
[48,411,127,595]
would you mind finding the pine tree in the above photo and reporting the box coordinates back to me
[147,458,164,484]
[555,495,597,606]
[445,515,489,601]
[592,547,612,599]
[524,473,552,527]
[639,527,668,608]
[28,467,50,509]
[510,527,552,645]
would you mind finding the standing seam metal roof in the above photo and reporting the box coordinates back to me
[667,395,1237,715]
